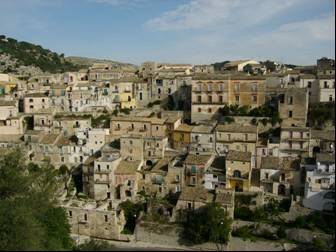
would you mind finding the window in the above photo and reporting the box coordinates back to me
[139,92,143,100]
[308,81,312,88]
[168,88,171,94]
[29,98,33,103]
[251,84,257,92]
[156,126,159,131]
[324,81,328,88]
[61,157,64,162]
[288,111,293,118]
[69,211,72,217]
[130,140,133,145]
[42,99,45,103]
[30,105,34,109]
[192,177,196,184]
[235,95,240,102]
[235,83,240,91]
[198,108,202,112]
[252,96,257,102]
[219,95,223,103]
[105,215,108,222]
[84,214,87,221]
[208,108,212,113]
[329,95,333,102]
[197,96,202,103]
[208,96,212,103]
[107,165,110,170]
[233,170,241,178]
[188,202,192,209]
[210,137,213,143]
[288,96,293,105]
[97,164,101,171]
[158,88,161,94]
[107,192,111,198]
[228,134,231,140]
[176,175,180,181]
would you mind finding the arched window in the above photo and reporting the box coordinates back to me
[233,170,241,178]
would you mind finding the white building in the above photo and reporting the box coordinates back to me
[303,153,335,211]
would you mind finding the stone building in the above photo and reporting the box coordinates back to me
[172,124,194,151]
[24,93,50,113]
[110,116,167,138]
[317,75,335,102]
[225,150,252,192]
[279,127,310,158]
[184,154,214,187]
[215,124,257,167]
[93,147,121,201]
[120,135,168,164]
[62,200,126,241]
[190,124,215,154]
[260,156,301,197]
[193,65,215,74]
[317,57,335,76]
[114,160,142,202]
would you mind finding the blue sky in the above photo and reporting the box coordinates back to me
[0,0,334,65]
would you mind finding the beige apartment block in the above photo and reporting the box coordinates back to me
[93,149,121,201]
[120,135,168,164]
[24,93,50,113]
[110,116,167,138]
[191,79,229,122]
[280,127,310,158]
[215,124,258,164]
[53,114,91,136]
[114,160,142,202]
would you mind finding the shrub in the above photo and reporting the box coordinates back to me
[277,226,286,239]
[234,207,253,221]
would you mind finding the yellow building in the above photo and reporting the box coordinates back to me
[173,124,194,150]
[228,77,265,108]
[119,92,137,109]
[225,150,252,192]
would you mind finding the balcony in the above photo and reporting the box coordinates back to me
[95,179,110,184]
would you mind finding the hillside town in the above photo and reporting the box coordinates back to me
[0,54,335,250]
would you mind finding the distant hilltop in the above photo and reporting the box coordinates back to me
[0,35,137,75]
[66,56,138,71]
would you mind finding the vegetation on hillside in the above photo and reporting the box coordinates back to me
[180,203,232,246]
[307,101,335,129]
[0,148,73,250]
[0,35,80,73]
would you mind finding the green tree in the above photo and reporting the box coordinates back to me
[0,148,73,250]
[183,203,232,246]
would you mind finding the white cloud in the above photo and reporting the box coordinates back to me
[146,0,301,31]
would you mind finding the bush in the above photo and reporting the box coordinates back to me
[232,226,256,242]
[312,238,329,251]
[277,226,286,239]
[234,207,253,221]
